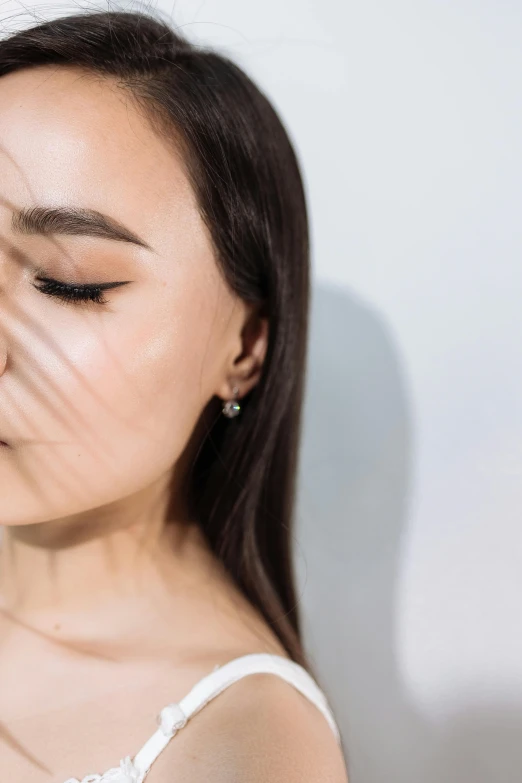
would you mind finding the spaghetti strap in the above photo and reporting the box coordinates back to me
[132,652,341,781]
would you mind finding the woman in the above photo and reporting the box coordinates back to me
[0,7,348,782]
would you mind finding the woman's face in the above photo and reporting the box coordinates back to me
[0,66,260,528]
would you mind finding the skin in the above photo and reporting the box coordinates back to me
[0,64,294,780]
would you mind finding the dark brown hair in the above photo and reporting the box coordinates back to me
[0,7,314,673]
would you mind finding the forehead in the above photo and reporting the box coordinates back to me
[0,65,199,246]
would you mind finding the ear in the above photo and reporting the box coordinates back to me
[217,303,269,402]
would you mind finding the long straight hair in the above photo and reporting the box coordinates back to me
[0,8,314,673]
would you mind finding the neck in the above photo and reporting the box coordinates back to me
[0,475,212,649]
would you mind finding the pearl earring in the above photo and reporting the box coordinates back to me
[222,386,241,418]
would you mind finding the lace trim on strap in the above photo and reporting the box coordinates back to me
[62,754,143,783]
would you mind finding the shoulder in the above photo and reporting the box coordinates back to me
[148,671,349,782]
[207,672,349,783]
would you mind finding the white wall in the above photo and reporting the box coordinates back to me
[4,1,522,780]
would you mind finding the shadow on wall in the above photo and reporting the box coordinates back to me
[293,279,413,781]
[297,282,522,783]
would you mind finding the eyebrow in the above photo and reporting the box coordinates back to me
[11,206,155,252]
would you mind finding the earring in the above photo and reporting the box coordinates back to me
[222,386,241,418]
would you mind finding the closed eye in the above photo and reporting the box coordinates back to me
[33,276,131,306]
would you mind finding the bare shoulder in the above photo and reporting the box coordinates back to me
[147,671,349,783]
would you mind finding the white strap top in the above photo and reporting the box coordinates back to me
[62,652,341,783]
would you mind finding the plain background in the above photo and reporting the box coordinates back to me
[3,2,522,781]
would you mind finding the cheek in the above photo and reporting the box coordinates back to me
[91,303,214,455]
[75,290,224,465]
[0,273,231,525]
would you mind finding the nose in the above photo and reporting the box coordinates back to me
[0,264,11,377]
[0,236,29,377]
[0,288,8,376]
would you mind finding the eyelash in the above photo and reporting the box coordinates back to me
[33,276,129,306]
